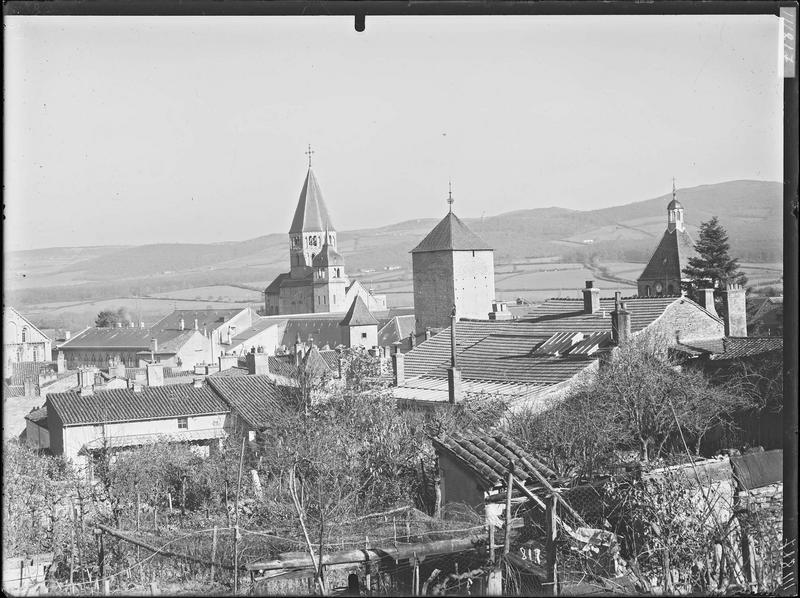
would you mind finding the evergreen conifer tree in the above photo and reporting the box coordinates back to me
[682,217,747,298]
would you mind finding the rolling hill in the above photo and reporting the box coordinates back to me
[5,179,783,312]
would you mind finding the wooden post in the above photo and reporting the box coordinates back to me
[412,553,419,596]
[181,477,187,515]
[504,463,514,556]
[489,523,496,563]
[406,513,412,542]
[545,494,558,596]
[393,517,397,546]
[136,492,141,531]
[210,526,218,583]
[364,536,371,596]
[167,492,173,513]
[70,511,76,588]
[233,437,246,595]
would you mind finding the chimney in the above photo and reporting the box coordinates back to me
[192,376,204,388]
[56,351,66,374]
[179,317,185,331]
[246,352,269,376]
[194,318,199,331]
[409,331,416,349]
[722,284,747,337]
[23,377,37,397]
[151,338,158,358]
[145,362,164,387]
[582,281,600,314]
[697,288,718,317]
[132,382,143,393]
[425,327,432,341]
[488,301,513,321]
[392,350,405,386]
[218,354,238,372]
[94,373,104,387]
[611,292,631,345]
[139,321,145,329]
[79,384,93,397]
[129,321,135,328]
[77,367,92,389]
[448,309,462,404]
[64,330,71,340]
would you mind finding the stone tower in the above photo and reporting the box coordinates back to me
[637,181,697,297]
[411,188,495,333]
[288,168,338,280]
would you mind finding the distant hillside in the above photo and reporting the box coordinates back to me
[5,179,782,307]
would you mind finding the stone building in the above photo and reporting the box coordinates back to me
[411,191,495,334]
[3,307,52,367]
[637,182,698,297]
[264,163,386,315]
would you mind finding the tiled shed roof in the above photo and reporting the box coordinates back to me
[47,385,230,426]
[679,337,783,360]
[60,328,152,350]
[411,212,492,253]
[434,431,558,490]
[207,375,287,430]
[10,361,58,385]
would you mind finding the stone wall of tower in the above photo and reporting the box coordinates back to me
[279,285,314,315]
[452,250,495,320]
[638,276,681,298]
[290,232,338,279]
[413,250,494,332]
[313,278,349,313]
[413,251,456,332]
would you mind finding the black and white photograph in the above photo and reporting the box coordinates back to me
[3,5,796,596]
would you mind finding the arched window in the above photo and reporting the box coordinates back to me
[335,268,340,278]
[21,327,28,343]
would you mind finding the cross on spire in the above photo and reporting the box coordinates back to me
[672,176,676,199]
[447,180,454,213]
[305,144,315,168]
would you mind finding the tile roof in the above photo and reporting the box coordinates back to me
[151,308,251,333]
[10,361,58,385]
[312,242,345,267]
[210,366,250,378]
[47,385,230,426]
[289,168,336,233]
[3,381,25,398]
[403,296,699,385]
[378,315,417,347]
[410,212,492,253]
[679,336,783,360]
[80,428,227,453]
[318,350,340,373]
[265,272,291,294]
[60,328,152,350]
[434,431,558,490]
[638,228,697,283]
[339,296,379,327]
[281,317,346,350]
[207,375,287,429]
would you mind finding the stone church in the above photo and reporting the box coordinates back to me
[637,183,698,297]
[264,164,387,316]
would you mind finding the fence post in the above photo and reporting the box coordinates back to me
[545,494,558,596]
[209,525,218,583]
[365,536,371,596]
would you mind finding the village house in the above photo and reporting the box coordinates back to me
[393,280,731,411]
[3,306,52,366]
[264,161,387,315]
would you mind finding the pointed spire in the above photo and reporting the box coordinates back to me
[289,168,335,233]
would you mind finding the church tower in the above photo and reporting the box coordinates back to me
[411,185,495,333]
[288,167,337,281]
[637,180,697,297]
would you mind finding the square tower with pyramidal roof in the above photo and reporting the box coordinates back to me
[411,186,495,333]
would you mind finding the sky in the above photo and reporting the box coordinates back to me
[4,15,783,252]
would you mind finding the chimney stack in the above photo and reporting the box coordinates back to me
[56,351,66,374]
[139,321,145,329]
[218,353,238,372]
[179,316,185,331]
[392,349,405,387]
[192,376,204,388]
[129,321,135,328]
[194,318,198,330]
[77,367,92,390]
[582,281,600,314]
[246,352,270,376]
[611,292,631,345]
[425,327,432,341]
[723,284,747,337]
[409,331,416,349]
[145,362,164,387]
[697,288,718,318]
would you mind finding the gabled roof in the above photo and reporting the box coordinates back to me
[47,385,229,426]
[207,375,287,430]
[638,228,697,283]
[433,431,558,490]
[312,243,345,268]
[410,212,492,253]
[60,328,152,350]
[339,296,379,327]
[678,336,783,360]
[289,168,335,234]
[378,315,417,347]
[151,308,251,333]
[265,272,291,294]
